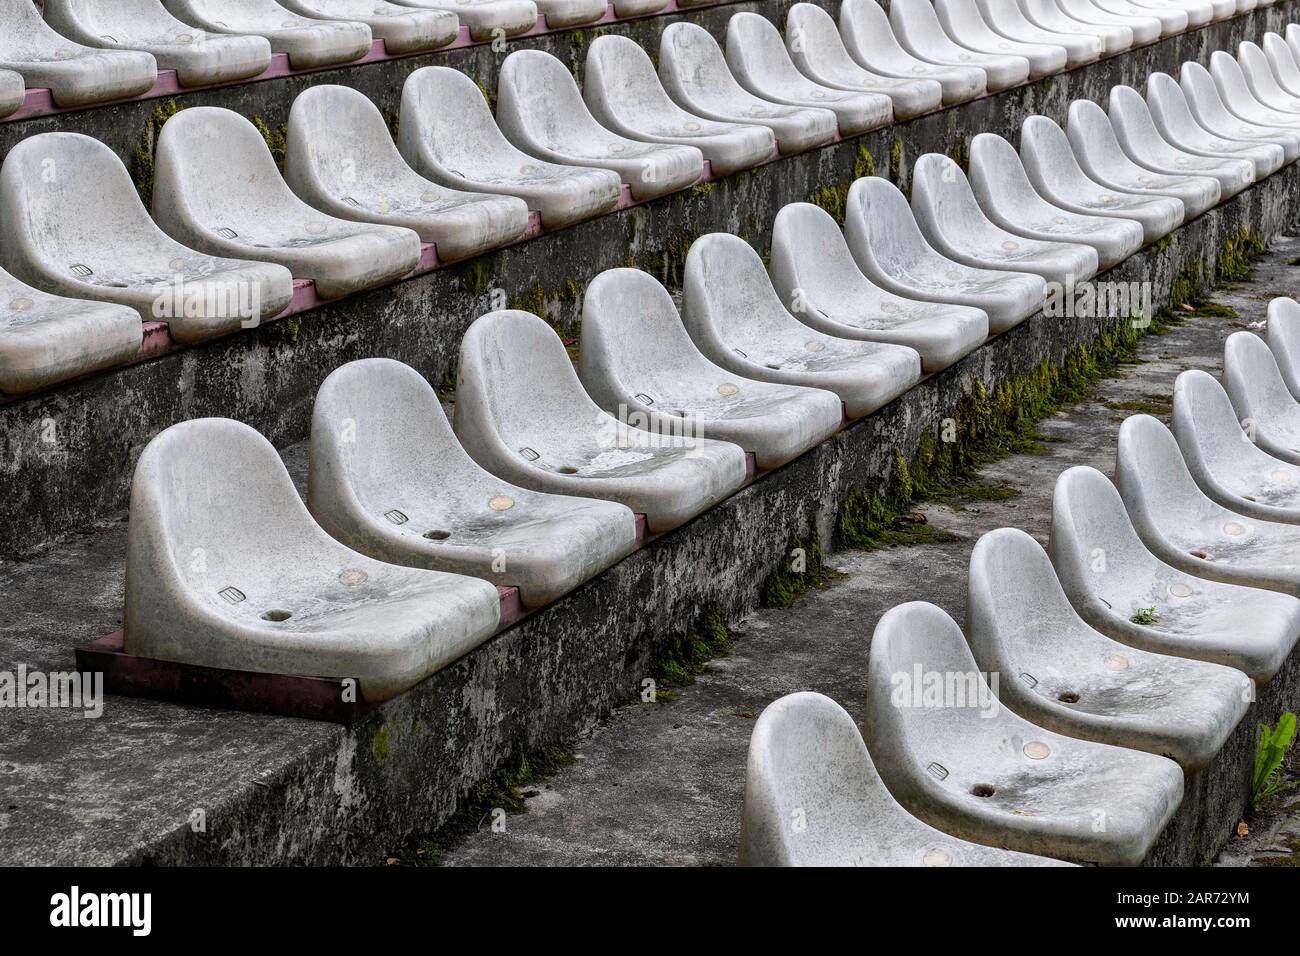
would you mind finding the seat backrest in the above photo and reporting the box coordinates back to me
[399,66,515,169]
[845,176,937,277]
[682,231,801,345]
[726,11,806,86]
[498,48,604,146]
[585,33,685,122]
[286,84,415,199]
[1224,329,1299,432]
[1266,297,1300,401]
[1020,114,1097,194]
[771,200,879,306]
[910,152,989,239]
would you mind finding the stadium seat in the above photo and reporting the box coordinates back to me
[276,0,458,54]
[1224,329,1300,466]
[162,0,372,69]
[1144,72,1284,179]
[838,0,986,105]
[888,0,1032,91]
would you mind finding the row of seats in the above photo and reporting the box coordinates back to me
[743,298,1300,865]
[7,21,1300,395]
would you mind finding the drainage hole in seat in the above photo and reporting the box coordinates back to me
[557,466,579,475]
[1189,548,1210,560]
[261,609,293,622]
[970,784,996,798]
[424,530,451,540]
[1058,691,1080,703]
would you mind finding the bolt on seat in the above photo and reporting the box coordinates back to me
[399,66,622,230]
[162,0,372,69]
[0,132,292,343]
[1145,72,1284,179]
[583,35,776,178]
[976,0,1106,67]
[43,0,272,87]
[387,0,537,40]
[911,153,1099,283]
[277,0,458,54]
[153,107,423,300]
[125,417,503,703]
[309,358,638,607]
[681,232,922,418]
[846,176,1043,333]
[579,268,845,470]
[1224,329,1300,466]
[868,600,1184,866]
[454,309,749,533]
[968,527,1251,772]
[496,49,705,203]
[740,692,1073,866]
[1266,296,1300,402]
[770,201,989,372]
[1179,61,1300,164]
[968,133,1144,271]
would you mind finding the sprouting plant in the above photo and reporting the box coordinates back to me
[1252,712,1298,810]
[1129,607,1159,625]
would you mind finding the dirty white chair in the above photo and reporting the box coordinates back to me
[975,0,1106,67]
[1266,296,1300,402]
[659,22,839,154]
[399,66,622,229]
[388,0,537,40]
[308,358,639,607]
[1019,114,1184,244]
[1116,413,1300,599]
[276,0,458,54]
[1066,99,1220,220]
[578,268,845,469]
[838,0,987,106]
[888,0,1031,91]
[968,133,1144,271]
[0,132,293,343]
[1224,329,1300,467]
[1144,72,1284,180]
[1236,42,1300,115]
[1050,465,1300,685]
[43,0,271,87]
[740,692,1072,866]
[0,68,20,117]
[0,265,142,394]
[770,201,989,371]
[153,107,423,300]
[868,601,1184,866]
[1208,52,1300,133]
[725,12,894,137]
[497,49,704,202]
[583,34,776,178]
[681,232,923,418]
[1023,0,1138,53]
[1261,32,1300,100]
[1172,369,1300,525]
[1130,0,1215,24]
[1106,85,1255,199]
[1091,0,1187,34]
[162,0,372,69]
[846,177,1044,333]
[967,527,1250,772]
[454,310,749,534]
[125,417,502,702]
[1179,61,1300,163]
[0,0,156,107]
[526,0,606,27]
[285,85,529,262]
[935,0,1066,80]
[785,3,943,120]
[911,153,1098,283]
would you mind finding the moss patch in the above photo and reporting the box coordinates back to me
[130,98,186,207]
[761,531,843,608]
[251,115,288,172]
[649,603,733,695]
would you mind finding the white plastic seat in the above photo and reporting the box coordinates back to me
[0,68,22,118]
[528,0,606,27]
[1237,41,1300,115]
[1180,61,1300,163]
[724,12,893,136]
[0,0,155,107]
[43,0,271,87]
[454,310,749,534]
[399,66,622,229]
[0,132,292,344]
[740,692,1073,866]
[1267,296,1300,402]
[276,0,457,54]
[681,232,922,418]
[659,22,838,155]
[838,0,987,106]
[933,0,1065,79]
[153,107,422,301]
[0,265,142,394]
[968,133,1144,270]
[578,268,844,469]
[868,601,1184,866]
[1019,115,1184,243]
[388,0,537,41]
[1262,32,1300,100]
[968,528,1249,771]
[125,418,501,703]
[1172,369,1300,524]
[1051,465,1300,685]
[1053,0,1160,46]
[1091,0,1187,34]
[911,153,1098,283]
[976,0,1106,67]
[606,0,668,15]
[1066,99,1220,220]
[1107,85,1254,199]
[497,49,704,202]
[1116,413,1300,599]
[162,0,372,69]
[1129,0,1215,23]
[1224,330,1300,466]
[890,0,1031,92]
[583,35,776,178]
[1145,72,1285,179]
[309,358,638,607]
[846,177,1043,334]
[769,203,989,372]
[785,3,943,121]
[285,85,529,262]
[1209,51,1300,131]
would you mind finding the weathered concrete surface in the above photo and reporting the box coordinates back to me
[1,3,1297,558]
[0,174,1294,865]
[440,235,1300,868]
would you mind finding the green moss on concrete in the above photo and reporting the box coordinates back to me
[889,137,908,197]
[1217,225,1266,283]
[650,603,734,694]
[948,137,969,172]
[690,181,713,199]
[806,145,879,222]
[510,276,584,359]
[131,98,185,207]
[372,721,392,765]
[251,115,288,172]
[762,531,840,608]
